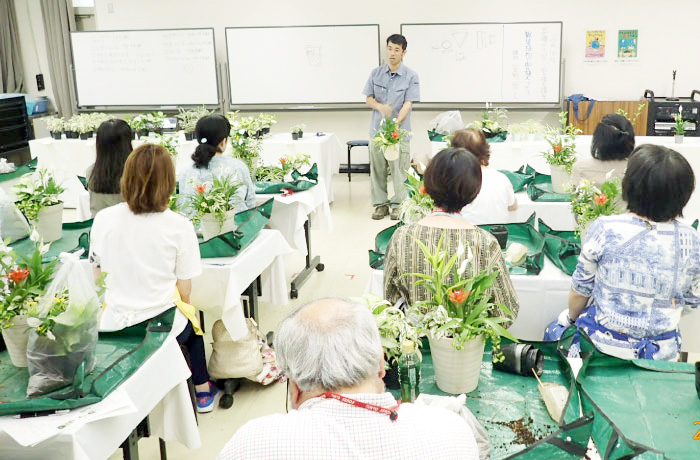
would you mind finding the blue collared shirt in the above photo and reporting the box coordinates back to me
[362,63,420,137]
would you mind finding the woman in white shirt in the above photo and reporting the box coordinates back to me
[90,144,218,413]
[452,128,517,224]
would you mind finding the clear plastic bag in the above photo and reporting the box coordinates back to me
[428,111,464,135]
[26,251,100,397]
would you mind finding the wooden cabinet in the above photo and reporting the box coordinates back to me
[567,100,649,136]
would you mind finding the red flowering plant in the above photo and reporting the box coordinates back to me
[0,234,58,330]
[403,234,517,361]
[569,175,623,237]
[183,175,243,230]
[373,117,411,152]
[542,111,582,174]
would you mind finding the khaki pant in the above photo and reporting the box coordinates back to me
[370,140,410,208]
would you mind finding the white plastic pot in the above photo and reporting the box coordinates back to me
[200,210,237,241]
[549,164,571,194]
[675,135,684,144]
[429,335,485,394]
[2,315,29,367]
[34,203,64,242]
[383,143,400,161]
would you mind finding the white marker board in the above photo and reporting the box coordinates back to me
[71,29,219,107]
[401,22,562,104]
[226,25,380,105]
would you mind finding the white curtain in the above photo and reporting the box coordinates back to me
[40,0,76,117]
[0,0,25,93]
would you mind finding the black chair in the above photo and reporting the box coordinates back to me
[343,140,370,181]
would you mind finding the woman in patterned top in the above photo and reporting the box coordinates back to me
[566,144,700,360]
[383,148,519,325]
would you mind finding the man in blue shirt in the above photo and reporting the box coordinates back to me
[363,34,420,220]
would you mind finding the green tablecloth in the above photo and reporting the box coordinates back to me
[10,220,92,262]
[0,158,37,184]
[0,308,174,416]
[391,340,592,459]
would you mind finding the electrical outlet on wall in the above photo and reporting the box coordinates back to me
[36,74,45,91]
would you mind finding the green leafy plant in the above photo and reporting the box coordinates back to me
[674,105,687,135]
[255,153,311,182]
[125,114,148,132]
[291,124,306,134]
[468,107,508,135]
[154,133,179,157]
[176,106,211,134]
[569,176,623,236]
[403,235,516,360]
[144,111,166,131]
[184,175,243,228]
[542,111,582,174]
[373,117,410,150]
[0,236,58,329]
[616,103,646,125]
[398,168,434,224]
[352,293,421,366]
[44,116,65,133]
[12,169,65,223]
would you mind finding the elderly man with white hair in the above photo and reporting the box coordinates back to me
[217,298,479,460]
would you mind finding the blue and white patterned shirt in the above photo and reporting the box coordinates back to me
[572,214,700,360]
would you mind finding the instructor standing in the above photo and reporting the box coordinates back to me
[363,34,420,220]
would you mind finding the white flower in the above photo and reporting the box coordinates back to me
[605,169,615,180]
[26,317,41,327]
[456,241,465,258]
[46,330,56,341]
[457,259,469,277]
[30,229,41,243]
[39,243,50,255]
[466,246,473,265]
[679,105,683,114]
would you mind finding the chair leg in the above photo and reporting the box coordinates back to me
[347,145,352,181]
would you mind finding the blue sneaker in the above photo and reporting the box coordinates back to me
[195,381,218,413]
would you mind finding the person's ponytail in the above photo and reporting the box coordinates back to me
[191,114,231,169]
[192,142,218,168]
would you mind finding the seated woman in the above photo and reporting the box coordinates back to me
[571,113,635,188]
[450,128,517,225]
[86,118,132,216]
[564,145,700,360]
[89,144,218,412]
[179,114,255,215]
[384,148,519,322]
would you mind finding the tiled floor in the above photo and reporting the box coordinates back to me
[107,172,392,459]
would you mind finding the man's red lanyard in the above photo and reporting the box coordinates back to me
[318,393,401,421]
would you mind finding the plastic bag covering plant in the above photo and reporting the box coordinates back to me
[351,293,421,366]
[0,234,57,329]
[403,234,517,361]
[373,117,410,151]
[569,174,622,236]
[398,168,434,224]
[542,111,583,174]
[25,251,100,397]
[12,169,65,223]
[184,175,243,228]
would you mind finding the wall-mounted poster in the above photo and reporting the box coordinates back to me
[585,30,605,58]
[618,29,638,58]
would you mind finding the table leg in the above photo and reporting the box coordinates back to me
[290,217,324,299]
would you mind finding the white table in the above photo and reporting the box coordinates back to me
[259,133,343,203]
[256,179,333,255]
[510,191,575,230]
[0,332,199,460]
[192,229,292,341]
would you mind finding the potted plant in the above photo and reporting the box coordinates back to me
[398,168,434,224]
[525,119,544,142]
[145,111,167,135]
[569,175,623,241]
[352,293,421,390]
[88,112,111,135]
[291,124,306,140]
[185,175,243,241]
[405,235,516,394]
[45,116,65,140]
[542,111,582,193]
[176,106,210,140]
[373,118,410,161]
[228,112,264,172]
[154,133,180,159]
[12,169,66,242]
[259,113,277,135]
[64,116,80,139]
[508,122,526,142]
[74,114,93,140]
[0,236,57,367]
[126,114,149,138]
[674,105,687,144]
[468,105,508,142]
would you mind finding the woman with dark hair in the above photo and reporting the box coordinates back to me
[383,148,519,322]
[178,114,255,215]
[555,144,700,361]
[86,118,133,215]
[90,144,218,412]
[450,128,517,224]
[571,113,635,188]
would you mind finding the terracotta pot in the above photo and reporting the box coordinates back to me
[429,335,484,394]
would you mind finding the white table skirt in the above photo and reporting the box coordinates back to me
[365,263,700,351]
[256,179,333,255]
[258,133,342,203]
[192,229,293,341]
[0,333,199,460]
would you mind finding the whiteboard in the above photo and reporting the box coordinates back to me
[226,25,380,105]
[401,22,562,104]
[71,29,219,107]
